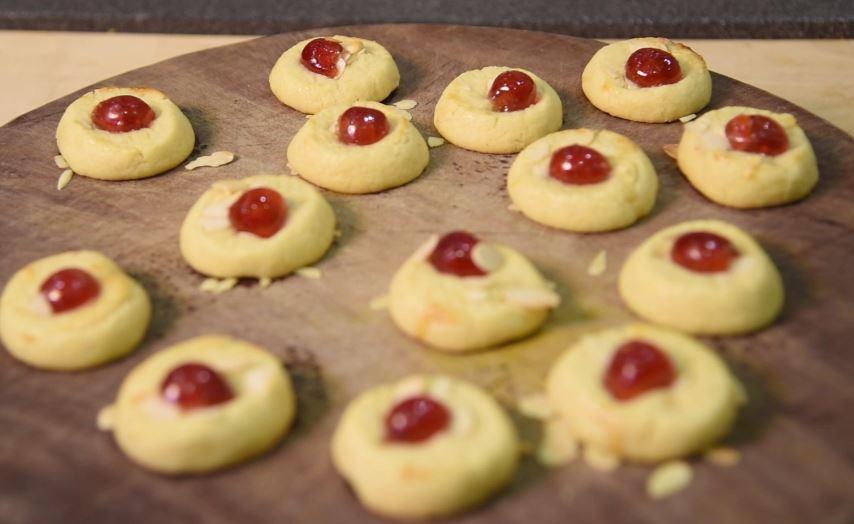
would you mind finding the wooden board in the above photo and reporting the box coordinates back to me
[1,25,853,523]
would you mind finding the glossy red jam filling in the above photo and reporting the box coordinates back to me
[671,231,740,273]
[228,187,288,238]
[91,95,156,133]
[338,106,390,145]
[549,145,612,185]
[161,363,234,410]
[625,48,683,88]
[40,268,101,314]
[605,340,676,401]
[385,396,451,443]
[428,231,487,277]
[300,38,344,78]
[489,70,537,112]
[725,114,789,156]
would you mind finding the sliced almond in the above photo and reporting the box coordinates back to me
[704,446,740,467]
[679,113,697,123]
[369,294,389,311]
[56,169,74,190]
[429,376,452,399]
[662,143,679,160]
[471,243,504,273]
[54,154,69,169]
[504,287,560,309]
[395,376,427,399]
[341,38,364,56]
[517,393,553,420]
[296,267,322,279]
[646,461,693,499]
[198,198,237,231]
[29,294,52,316]
[583,445,620,472]
[393,99,418,111]
[412,234,439,262]
[537,418,579,467]
[96,405,115,431]
[427,136,445,148]
[587,249,607,276]
[185,151,235,171]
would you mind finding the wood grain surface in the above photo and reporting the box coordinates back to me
[0,25,853,524]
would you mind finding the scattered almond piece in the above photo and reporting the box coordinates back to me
[56,169,74,190]
[369,295,389,311]
[646,461,693,499]
[200,277,238,294]
[185,151,235,171]
[583,446,620,472]
[259,277,272,289]
[96,405,115,431]
[341,39,364,56]
[679,113,697,123]
[587,249,607,276]
[663,143,679,159]
[296,267,322,279]
[427,136,445,148]
[54,154,68,169]
[504,287,561,309]
[704,446,741,467]
[393,99,418,110]
[537,418,579,467]
[471,243,504,273]
[517,393,553,420]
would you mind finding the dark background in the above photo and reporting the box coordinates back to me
[0,0,852,37]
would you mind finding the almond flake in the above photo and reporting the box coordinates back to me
[395,376,427,399]
[537,418,579,467]
[54,155,69,169]
[663,143,679,159]
[96,405,115,431]
[704,446,740,467]
[504,287,560,309]
[341,39,364,56]
[412,235,439,262]
[296,267,322,279]
[647,461,693,499]
[393,99,418,111]
[679,113,697,123]
[369,294,389,311]
[185,151,235,171]
[471,243,504,273]
[259,277,272,289]
[57,169,73,190]
[198,199,236,231]
[427,136,445,148]
[517,393,553,420]
[583,445,620,472]
[430,376,452,399]
[587,249,607,276]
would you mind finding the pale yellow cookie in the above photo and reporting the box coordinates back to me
[287,101,429,194]
[619,219,784,335]
[677,106,819,208]
[388,234,559,352]
[56,87,195,180]
[582,37,711,123]
[101,335,295,474]
[433,66,563,154]
[546,323,745,463]
[331,374,519,519]
[508,128,658,232]
[179,174,336,279]
[269,35,400,114]
[0,251,151,370]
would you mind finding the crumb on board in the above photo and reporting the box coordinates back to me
[393,99,418,110]
[663,144,679,159]
[259,277,272,289]
[583,445,620,472]
[296,267,322,279]
[646,460,693,499]
[679,113,697,123]
[54,154,68,169]
[96,405,115,431]
[200,277,238,294]
[587,249,607,276]
[704,446,741,467]
[427,136,445,148]
[57,169,74,190]
[185,151,235,170]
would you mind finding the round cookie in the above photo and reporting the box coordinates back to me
[508,128,658,232]
[100,335,296,474]
[56,87,195,180]
[0,250,151,371]
[619,219,784,335]
[180,174,336,278]
[433,66,562,154]
[388,232,560,352]
[546,323,745,463]
[677,106,819,208]
[287,101,429,194]
[269,35,400,114]
[331,374,519,519]
[582,37,711,123]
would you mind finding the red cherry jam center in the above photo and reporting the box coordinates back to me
[161,363,234,410]
[671,231,740,273]
[625,48,683,88]
[385,396,451,443]
[40,268,101,314]
[228,187,288,238]
[300,38,344,78]
[605,340,676,401]
[489,70,537,112]
[91,95,156,133]
[338,106,390,146]
[549,145,612,185]
[725,114,789,156]
[428,231,487,278]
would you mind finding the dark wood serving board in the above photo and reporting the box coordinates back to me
[0,25,852,524]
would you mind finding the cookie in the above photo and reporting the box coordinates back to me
[619,219,784,335]
[508,128,658,232]
[331,374,519,519]
[388,231,560,352]
[287,101,429,194]
[100,335,296,474]
[56,87,195,180]
[677,106,819,208]
[0,250,150,370]
[269,35,400,114]
[433,66,562,154]
[582,37,711,123]
[546,323,745,463]
[179,174,336,279]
